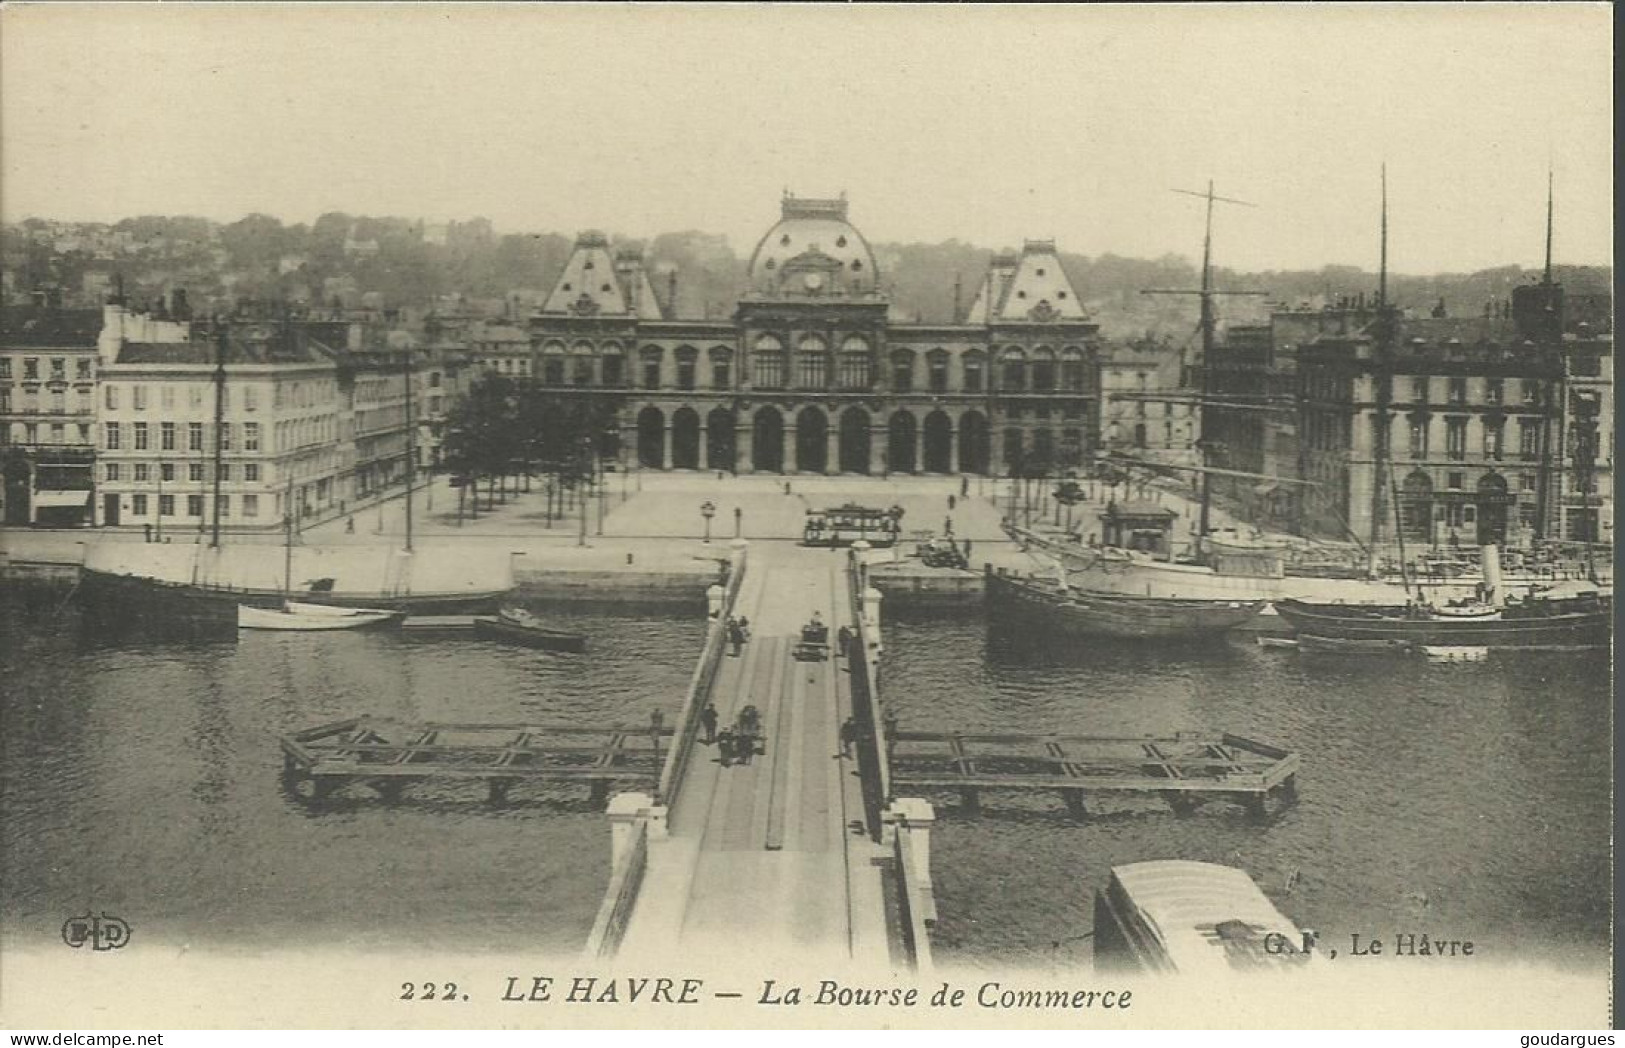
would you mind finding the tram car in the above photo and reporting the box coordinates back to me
[801,503,903,548]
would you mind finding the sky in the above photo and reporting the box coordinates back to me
[0,3,1612,274]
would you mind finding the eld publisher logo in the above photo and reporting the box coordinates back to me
[61,913,131,951]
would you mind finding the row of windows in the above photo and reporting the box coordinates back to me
[1404,469,1540,493]
[0,357,94,381]
[1301,372,1547,407]
[1403,416,1543,461]
[1399,376,1543,406]
[125,493,258,518]
[105,383,261,413]
[105,461,263,483]
[0,422,91,446]
[104,421,261,452]
[0,388,91,414]
[101,380,342,413]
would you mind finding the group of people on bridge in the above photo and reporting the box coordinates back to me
[701,701,761,768]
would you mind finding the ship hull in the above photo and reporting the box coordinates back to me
[988,573,1265,639]
[78,566,508,621]
[1274,597,1611,648]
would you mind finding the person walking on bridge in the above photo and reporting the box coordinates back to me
[717,727,737,767]
[700,702,719,744]
[839,717,859,758]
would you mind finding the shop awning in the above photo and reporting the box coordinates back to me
[33,489,92,508]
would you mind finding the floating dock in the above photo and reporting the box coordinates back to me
[280,717,672,805]
[887,730,1298,817]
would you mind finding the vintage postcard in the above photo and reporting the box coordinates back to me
[0,2,1612,1032]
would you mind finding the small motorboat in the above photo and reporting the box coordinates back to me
[238,602,404,631]
[473,608,587,652]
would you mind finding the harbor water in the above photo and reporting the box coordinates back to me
[1,582,1610,972]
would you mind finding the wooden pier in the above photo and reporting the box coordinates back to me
[280,717,672,806]
[888,730,1298,818]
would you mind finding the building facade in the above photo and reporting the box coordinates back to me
[96,307,346,533]
[0,294,101,525]
[1555,314,1612,545]
[1099,335,1199,478]
[1296,299,1566,547]
[524,196,1104,475]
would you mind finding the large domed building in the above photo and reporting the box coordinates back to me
[525,193,1103,476]
[745,195,880,299]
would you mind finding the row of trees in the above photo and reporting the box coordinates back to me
[439,374,622,518]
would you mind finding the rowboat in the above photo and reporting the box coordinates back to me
[237,602,405,631]
[987,572,1265,640]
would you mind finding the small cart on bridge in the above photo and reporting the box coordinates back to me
[792,616,832,662]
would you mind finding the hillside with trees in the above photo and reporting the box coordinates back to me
[3,214,1609,341]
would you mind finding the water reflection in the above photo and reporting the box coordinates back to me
[882,615,1611,970]
[2,585,703,953]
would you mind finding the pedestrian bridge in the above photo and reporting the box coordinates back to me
[583,538,935,970]
[581,536,1299,970]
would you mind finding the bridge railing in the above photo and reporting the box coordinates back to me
[889,805,937,975]
[655,543,748,808]
[583,815,649,959]
[845,550,891,839]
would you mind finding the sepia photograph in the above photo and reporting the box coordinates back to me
[0,2,1612,1033]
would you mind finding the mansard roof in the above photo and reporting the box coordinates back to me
[967,240,1087,324]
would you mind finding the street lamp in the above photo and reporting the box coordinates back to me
[700,500,716,543]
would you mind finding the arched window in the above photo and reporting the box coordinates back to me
[709,346,733,390]
[600,341,624,387]
[675,346,698,391]
[838,336,871,389]
[891,349,915,393]
[797,335,828,389]
[542,340,567,386]
[566,341,594,387]
[1031,346,1057,392]
[927,349,949,393]
[753,335,786,389]
[1061,346,1086,391]
[1000,347,1027,392]
[963,349,985,393]
[640,346,664,389]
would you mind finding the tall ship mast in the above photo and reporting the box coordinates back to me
[1368,165,1397,553]
[1140,180,1266,559]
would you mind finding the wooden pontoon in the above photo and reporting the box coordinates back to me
[887,730,1298,818]
[279,717,672,806]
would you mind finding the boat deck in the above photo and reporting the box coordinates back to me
[279,717,673,805]
[887,730,1299,817]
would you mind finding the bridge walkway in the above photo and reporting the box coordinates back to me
[617,546,891,967]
